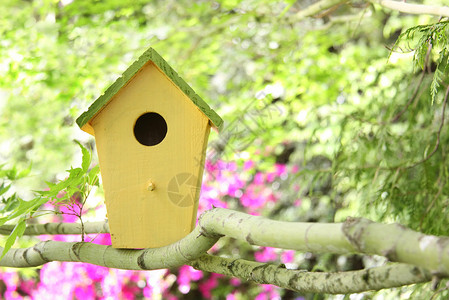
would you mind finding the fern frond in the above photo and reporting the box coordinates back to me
[391,21,449,103]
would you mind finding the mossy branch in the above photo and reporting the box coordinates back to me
[190,255,430,294]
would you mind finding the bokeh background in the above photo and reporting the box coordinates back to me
[1,0,448,299]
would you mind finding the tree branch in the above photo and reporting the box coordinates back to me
[199,209,449,275]
[189,255,431,294]
[0,237,432,294]
[370,0,449,18]
[2,208,449,277]
[0,221,109,236]
[286,0,449,23]
[0,225,218,270]
[287,0,347,22]
[2,208,449,293]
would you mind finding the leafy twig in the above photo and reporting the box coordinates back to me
[390,43,432,123]
[0,141,101,259]
[405,84,449,169]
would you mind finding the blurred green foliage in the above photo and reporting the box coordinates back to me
[0,0,449,298]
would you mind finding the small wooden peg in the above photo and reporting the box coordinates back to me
[147,181,155,191]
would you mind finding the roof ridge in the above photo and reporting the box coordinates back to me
[76,47,223,132]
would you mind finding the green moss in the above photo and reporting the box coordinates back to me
[76,47,223,131]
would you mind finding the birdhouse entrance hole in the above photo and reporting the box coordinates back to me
[133,112,168,146]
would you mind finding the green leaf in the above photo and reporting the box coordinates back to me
[0,183,11,197]
[17,163,32,179]
[5,167,17,181]
[41,167,83,198]
[2,194,19,213]
[16,218,26,237]
[7,198,38,219]
[0,217,9,227]
[29,197,49,216]
[430,68,443,104]
[88,165,100,186]
[0,196,48,225]
[0,164,6,178]
[280,0,296,17]
[1,218,26,260]
[75,140,91,172]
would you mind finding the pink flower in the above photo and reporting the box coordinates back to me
[281,250,295,264]
[51,234,81,242]
[243,160,255,170]
[274,164,287,176]
[254,247,278,263]
[1,271,19,289]
[255,293,268,300]
[205,160,218,173]
[121,282,140,300]
[199,185,228,214]
[230,278,241,286]
[240,183,276,213]
[177,266,203,294]
[255,284,280,300]
[143,286,153,298]
[18,279,36,296]
[88,233,111,245]
[254,172,265,184]
[266,164,287,182]
[218,160,237,172]
[226,177,245,197]
[226,293,237,300]
[74,284,96,299]
[198,273,223,298]
[82,263,109,281]
[291,165,299,173]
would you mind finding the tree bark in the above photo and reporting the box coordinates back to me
[190,255,430,294]
[0,207,447,293]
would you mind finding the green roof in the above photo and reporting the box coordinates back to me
[76,47,223,131]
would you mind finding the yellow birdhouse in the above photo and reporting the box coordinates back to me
[76,48,223,249]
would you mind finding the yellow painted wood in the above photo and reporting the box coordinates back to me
[90,62,211,248]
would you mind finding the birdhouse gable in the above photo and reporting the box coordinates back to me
[76,47,223,135]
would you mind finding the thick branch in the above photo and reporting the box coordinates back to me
[199,209,449,276]
[0,221,109,236]
[189,255,431,294]
[342,218,449,276]
[0,237,432,294]
[198,208,353,253]
[1,208,448,293]
[371,0,449,18]
[0,225,218,270]
[3,208,449,276]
